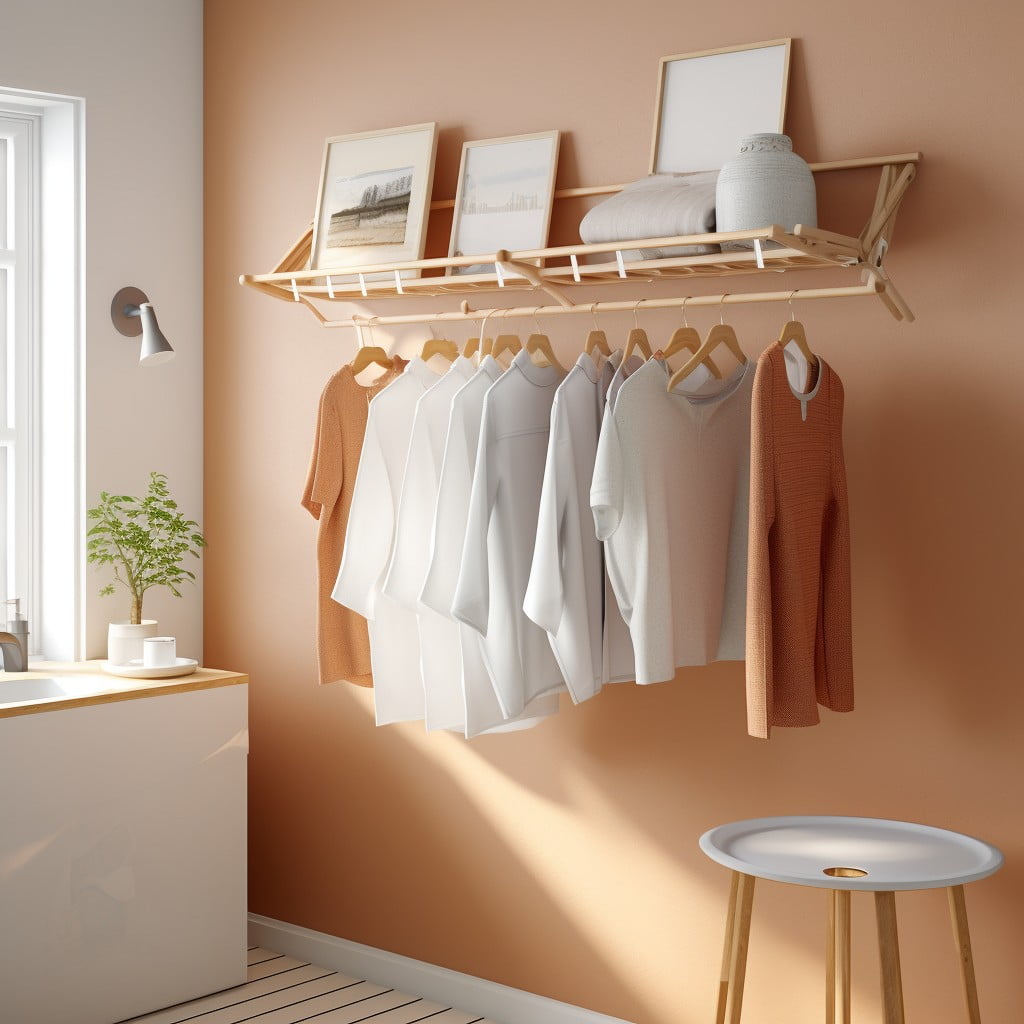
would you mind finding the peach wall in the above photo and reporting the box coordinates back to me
[204,3,1024,1022]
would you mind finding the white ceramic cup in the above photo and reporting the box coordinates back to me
[143,636,177,668]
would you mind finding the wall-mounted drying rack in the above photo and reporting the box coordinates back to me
[239,152,919,326]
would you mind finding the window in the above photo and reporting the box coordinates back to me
[0,108,39,638]
[0,88,82,661]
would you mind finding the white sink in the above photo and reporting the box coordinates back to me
[0,675,120,706]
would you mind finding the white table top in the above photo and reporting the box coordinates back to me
[700,816,1003,891]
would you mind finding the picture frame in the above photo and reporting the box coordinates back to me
[650,39,792,174]
[310,122,438,278]
[447,130,561,276]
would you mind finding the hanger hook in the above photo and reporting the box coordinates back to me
[719,294,729,326]
[533,305,543,334]
[680,295,690,329]
[788,289,799,322]
[633,298,643,330]
[478,309,492,344]
[590,302,600,332]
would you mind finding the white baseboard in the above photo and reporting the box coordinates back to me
[248,914,636,1024]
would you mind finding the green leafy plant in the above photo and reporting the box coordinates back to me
[86,472,207,624]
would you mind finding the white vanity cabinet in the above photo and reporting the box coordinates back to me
[0,671,248,1024]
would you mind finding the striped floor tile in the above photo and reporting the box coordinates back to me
[120,945,492,1024]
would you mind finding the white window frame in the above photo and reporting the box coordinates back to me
[0,108,41,643]
[0,88,84,661]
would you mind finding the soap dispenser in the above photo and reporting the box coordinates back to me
[2,599,29,671]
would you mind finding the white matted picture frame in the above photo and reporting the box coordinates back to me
[447,130,561,276]
[310,122,438,278]
[650,39,792,174]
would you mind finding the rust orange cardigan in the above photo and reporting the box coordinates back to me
[746,342,854,738]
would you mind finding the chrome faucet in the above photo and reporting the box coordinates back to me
[1,599,29,671]
[0,632,28,671]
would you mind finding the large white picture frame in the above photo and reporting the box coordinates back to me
[310,122,438,277]
[447,130,560,276]
[650,39,792,174]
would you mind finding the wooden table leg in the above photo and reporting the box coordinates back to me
[723,872,756,1024]
[836,890,852,1024]
[828,890,852,1024]
[827,891,836,1024]
[875,890,906,1024]
[948,885,982,1024]
[716,872,740,1024]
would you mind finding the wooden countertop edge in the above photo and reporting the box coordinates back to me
[0,664,249,719]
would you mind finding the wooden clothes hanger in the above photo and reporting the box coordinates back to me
[584,304,612,358]
[419,323,460,364]
[778,291,818,387]
[349,319,393,376]
[526,309,567,371]
[623,301,652,362]
[661,298,721,378]
[462,335,480,359]
[482,310,523,362]
[667,296,746,392]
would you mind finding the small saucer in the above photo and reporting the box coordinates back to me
[101,657,199,679]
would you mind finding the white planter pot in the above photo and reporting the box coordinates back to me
[107,620,158,665]
[716,133,817,249]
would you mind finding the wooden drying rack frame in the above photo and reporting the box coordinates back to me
[239,152,919,328]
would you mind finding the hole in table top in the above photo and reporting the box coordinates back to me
[823,866,868,878]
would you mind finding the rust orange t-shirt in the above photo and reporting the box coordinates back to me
[746,342,854,737]
[302,358,405,685]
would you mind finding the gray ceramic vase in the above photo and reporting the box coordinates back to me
[716,134,817,248]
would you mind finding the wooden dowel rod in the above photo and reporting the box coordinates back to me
[425,154,923,212]
[809,152,920,172]
[309,281,884,329]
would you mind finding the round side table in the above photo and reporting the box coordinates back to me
[699,816,1003,1024]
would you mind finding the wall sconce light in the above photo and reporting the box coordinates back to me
[110,286,175,366]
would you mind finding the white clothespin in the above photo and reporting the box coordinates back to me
[570,253,581,283]
[358,273,368,298]
[615,250,627,279]
[753,238,765,270]
[394,269,404,295]
[290,278,300,301]
[326,275,335,299]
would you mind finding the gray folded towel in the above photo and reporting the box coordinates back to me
[579,171,720,258]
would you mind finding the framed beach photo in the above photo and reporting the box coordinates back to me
[447,131,560,276]
[310,122,438,277]
[650,39,791,174]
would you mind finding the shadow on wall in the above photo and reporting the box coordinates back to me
[246,682,665,1023]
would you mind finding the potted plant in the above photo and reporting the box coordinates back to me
[87,472,206,663]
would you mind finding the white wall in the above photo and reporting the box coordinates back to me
[0,1,204,660]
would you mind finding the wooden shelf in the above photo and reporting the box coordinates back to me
[240,152,919,325]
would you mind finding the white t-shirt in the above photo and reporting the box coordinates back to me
[382,357,476,732]
[524,352,621,702]
[452,349,568,719]
[332,357,442,725]
[591,357,754,684]
[422,355,558,737]
[605,352,645,409]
